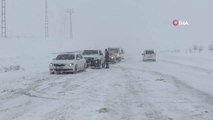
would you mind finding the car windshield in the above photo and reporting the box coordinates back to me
[83,50,98,55]
[56,54,75,60]
[145,51,155,54]
[108,48,119,53]
[109,52,114,55]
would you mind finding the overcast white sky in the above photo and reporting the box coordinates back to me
[1,0,213,51]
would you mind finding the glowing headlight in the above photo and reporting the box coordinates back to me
[49,63,53,66]
[69,63,74,66]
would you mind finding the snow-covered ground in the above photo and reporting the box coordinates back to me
[1,39,213,120]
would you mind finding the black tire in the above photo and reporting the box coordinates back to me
[95,60,101,69]
[118,58,121,62]
[97,63,102,69]
[102,63,105,68]
[50,72,54,74]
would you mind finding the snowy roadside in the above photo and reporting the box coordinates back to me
[1,38,213,120]
[1,62,213,120]
[0,38,74,97]
[125,52,213,99]
[158,52,213,72]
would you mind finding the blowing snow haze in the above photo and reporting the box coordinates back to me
[1,1,213,120]
[1,0,213,52]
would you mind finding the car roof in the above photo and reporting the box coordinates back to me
[108,48,120,49]
[83,49,101,51]
[58,51,82,55]
[144,49,154,51]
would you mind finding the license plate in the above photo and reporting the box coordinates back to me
[56,66,63,69]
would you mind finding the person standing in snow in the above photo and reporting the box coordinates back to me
[105,49,109,68]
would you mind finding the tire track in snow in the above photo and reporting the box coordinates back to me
[0,74,62,101]
[101,69,135,120]
[115,64,213,120]
[43,69,106,120]
[0,71,93,120]
[116,66,172,120]
[0,73,65,120]
[125,66,213,106]
[159,59,213,74]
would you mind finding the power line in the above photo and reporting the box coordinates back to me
[45,0,48,38]
[1,0,6,38]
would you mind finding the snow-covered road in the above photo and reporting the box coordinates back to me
[1,55,213,120]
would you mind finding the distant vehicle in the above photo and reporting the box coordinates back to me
[82,50,105,68]
[108,48,124,63]
[49,52,86,74]
[142,50,156,61]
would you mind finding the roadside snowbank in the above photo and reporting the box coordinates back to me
[159,52,213,71]
[0,38,79,73]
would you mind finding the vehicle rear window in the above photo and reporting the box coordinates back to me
[56,54,75,60]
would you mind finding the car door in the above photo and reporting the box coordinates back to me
[78,54,85,69]
[77,54,84,70]
[76,54,81,70]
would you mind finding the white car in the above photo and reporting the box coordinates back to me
[82,50,105,68]
[142,50,156,61]
[49,52,87,74]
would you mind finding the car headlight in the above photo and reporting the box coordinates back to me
[68,63,74,66]
[49,63,53,66]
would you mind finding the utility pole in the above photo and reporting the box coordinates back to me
[45,0,48,38]
[67,8,74,40]
[1,0,6,38]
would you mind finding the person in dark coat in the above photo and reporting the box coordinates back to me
[105,49,109,68]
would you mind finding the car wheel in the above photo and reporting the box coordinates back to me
[50,72,54,74]
[118,58,121,62]
[102,63,105,68]
[97,63,101,69]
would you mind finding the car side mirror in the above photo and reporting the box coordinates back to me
[100,53,103,56]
